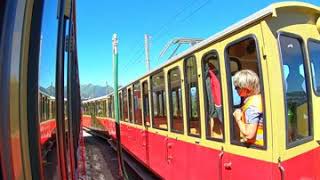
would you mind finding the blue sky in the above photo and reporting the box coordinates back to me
[39,0,320,88]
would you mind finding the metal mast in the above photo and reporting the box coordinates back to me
[144,34,150,72]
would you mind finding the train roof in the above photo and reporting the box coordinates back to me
[82,95,108,103]
[39,90,55,100]
[83,2,320,103]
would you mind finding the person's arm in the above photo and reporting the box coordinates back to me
[233,108,259,140]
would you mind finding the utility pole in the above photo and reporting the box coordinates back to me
[144,34,150,72]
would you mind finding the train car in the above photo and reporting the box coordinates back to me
[83,2,320,179]
[39,91,56,146]
[0,0,83,179]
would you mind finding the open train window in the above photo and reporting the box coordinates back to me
[226,36,266,149]
[133,83,142,125]
[168,67,184,134]
[202,51,224,141]
[279,34,312,148]
[184,56,201,137]
[308,39,320,96]
[142,81,150,127]
[151,71,168,130]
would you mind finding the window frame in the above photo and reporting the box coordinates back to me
[119,91,123,121]
[123,88,129,122]
[133,82,142,125]
[224,34,267,150]
[277,32,314,149]
[142,80,150,127]
[102,100,107,117]
[110,95,114,118]
[128,87,133,123]
[168,66,184,134]
[184,55,201,138]
[150,70,168,131]
[201,50,225,142]
[307,38,320,97]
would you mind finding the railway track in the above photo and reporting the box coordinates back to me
[83,129,160,180]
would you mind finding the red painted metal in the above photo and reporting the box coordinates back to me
[271,147,320,180]
[82,115,320,179]
[39,119,56,145]
[82,115,92,128]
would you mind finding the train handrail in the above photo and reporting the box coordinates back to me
[218,146,224,180]
[278,157,285,180]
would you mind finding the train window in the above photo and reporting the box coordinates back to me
[142,81,150,127]
[91,102,95,116]
[119,92,123,121]
[123,90,129,122]
[279,34,312,147]
[308,39,320,96]
[97,100,106,117]
[110,96,114,118]
[133,83,142,125]
[106,99,110,117]
[168,68,184,134]
[185,56,201,137]
[226,37,266,148]
[89,103,92,115]
[128,88,133,123]
[151,71,168,130]
[103,100,107,117]
[106,99,109,117]
[202,51,224,140]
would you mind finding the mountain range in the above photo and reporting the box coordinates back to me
[40,83,114,99]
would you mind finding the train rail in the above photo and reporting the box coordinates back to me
[83,128,160,180]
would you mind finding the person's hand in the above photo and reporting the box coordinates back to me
[233,108,242,122]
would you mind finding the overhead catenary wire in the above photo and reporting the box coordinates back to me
[121,0,198,72]
[120,0,211,78]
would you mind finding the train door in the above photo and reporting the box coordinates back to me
[133,82,144,161]
[166,65,187,180]
[149,70,170,177]
[222,24,273,179]
[275,22,320,179]
[126,87,135,152]
[27,0,80,179]
[305,21,320,179]
[141,79,150,164]
[308,38,320,177]
[194,49,226,180]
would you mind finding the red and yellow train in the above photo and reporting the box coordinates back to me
[83,2,320,179]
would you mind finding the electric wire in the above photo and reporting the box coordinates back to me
[120,0,211,80]
[121,0,198,72]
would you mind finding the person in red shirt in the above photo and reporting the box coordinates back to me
[207,62,223,138]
